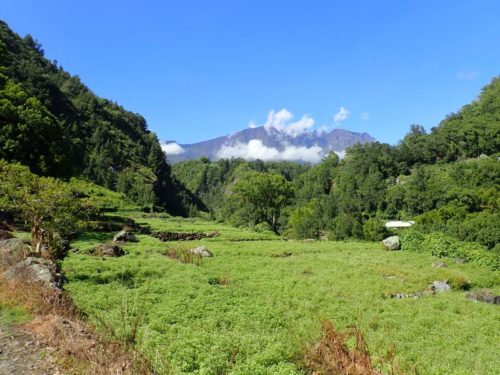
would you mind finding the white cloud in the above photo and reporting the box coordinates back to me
[457,70,479,80]
[248,121,258,129]
[262,109,315,137]
[360,112,370,121]
[216,139,323,163]
[161,142,185,155]
[316,125,331,134]
[334,107,350,124]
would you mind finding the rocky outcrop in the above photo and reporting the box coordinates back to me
[388,280,452,299]
[3,257,59,288]
[0,239,31,264]
[382,236,400,250]
[113,230,138,243]
[428,280,451,293]
[466,290,500,305]
[151,231,219,241]
[432,261,447,268]
[90,243,126,257]
[189,246,213,257]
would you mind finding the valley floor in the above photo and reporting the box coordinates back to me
[60,214,500,374]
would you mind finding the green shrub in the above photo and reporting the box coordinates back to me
[400,230,425,252]
[400,230,498,271]
[362,217,389,241]
[446,273,471,290]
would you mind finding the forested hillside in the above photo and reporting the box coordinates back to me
[0,20,197,215]
[173,77,500,261]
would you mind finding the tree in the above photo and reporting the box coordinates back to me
[116,166,157,210]
[0,160,89,258]
[289,198,324,239]
[232,172,294,233]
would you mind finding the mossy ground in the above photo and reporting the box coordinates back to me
[62,214,500,374]
[0,303,30,326]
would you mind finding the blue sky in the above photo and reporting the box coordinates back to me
[1,0,499,145]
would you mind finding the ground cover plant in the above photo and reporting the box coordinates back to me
[62,214,500,374]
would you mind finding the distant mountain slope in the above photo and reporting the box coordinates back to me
[164,126,375,163]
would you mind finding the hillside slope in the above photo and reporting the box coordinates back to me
[0,20,198,215]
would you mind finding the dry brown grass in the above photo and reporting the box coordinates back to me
[163,244,203,265]
[303,320,414,375]
[0,271,153,374]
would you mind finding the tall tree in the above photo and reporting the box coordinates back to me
[231,172,294,233]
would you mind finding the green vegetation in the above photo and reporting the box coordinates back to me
[0,20,197,215]
[171,79,500,257]
[0,19,498,375]
[62,214,500,374]
[0,160,91,258]
[0,303,30,326]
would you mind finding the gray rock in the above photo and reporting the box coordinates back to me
[113,230,138,243]
[432,261,447,268]
[3,257,55,288]
[0,238,30,254]
[429,280,451,292]
[466,290,500,305]
[382,236,400,250]
[390,290,433,299]
[91,243,126,257]
[189,245,213,257]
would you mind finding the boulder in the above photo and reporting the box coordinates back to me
[432,261,447,268]
[91,243,126,257]
[0,238,31,257]
[113,230,138,243]
[429,280,451,293]
[466,290,500,305]
[382,236,400,250]
[3,257,55,288]
[189,245,213,257]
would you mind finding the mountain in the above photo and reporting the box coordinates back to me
[163,126,375,163]
[0,20,200,215]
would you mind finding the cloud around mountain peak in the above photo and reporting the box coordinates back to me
[161,142,185,155]
[260,109,315,138]
[162,108,375,163]
[216,139,324,163]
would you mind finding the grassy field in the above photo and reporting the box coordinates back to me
[62,215,500,374]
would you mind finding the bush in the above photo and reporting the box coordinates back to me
[253,222,273,233]
[400,230,498,271]
[330,213,363,240]
[423,232,464,258]
[400,230,425,252]
[289,206,319,239]
[362,217,389,242]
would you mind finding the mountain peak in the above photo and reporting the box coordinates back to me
[164,126,375,163]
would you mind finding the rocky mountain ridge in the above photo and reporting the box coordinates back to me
[163,126,375,163]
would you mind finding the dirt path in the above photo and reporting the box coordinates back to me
[0,323,59,375]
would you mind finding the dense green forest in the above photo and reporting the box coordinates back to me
[0,20,200,215]
[172,77,500,264]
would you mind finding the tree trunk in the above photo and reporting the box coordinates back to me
[31,224,43,254]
